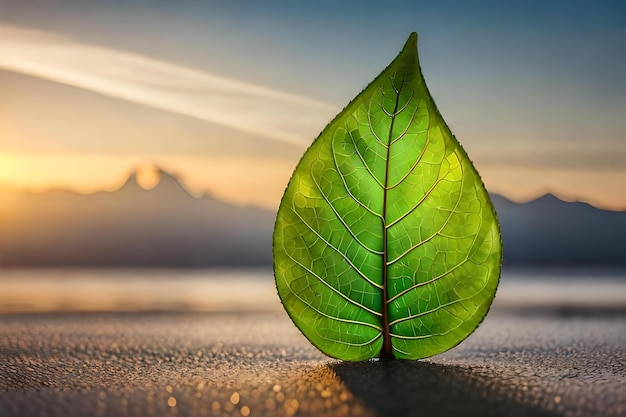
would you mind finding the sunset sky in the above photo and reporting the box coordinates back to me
[1,0,625,209]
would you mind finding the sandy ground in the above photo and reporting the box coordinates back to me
[0,309,624,417]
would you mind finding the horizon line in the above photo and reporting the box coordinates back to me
[1,164,622,212]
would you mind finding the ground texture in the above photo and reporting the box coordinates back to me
[0,310,624,417]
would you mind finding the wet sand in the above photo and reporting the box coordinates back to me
[0,310,624,417]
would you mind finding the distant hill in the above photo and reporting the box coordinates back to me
[0,169,624,267]
[0,169,274,267]
[491,193,626,266]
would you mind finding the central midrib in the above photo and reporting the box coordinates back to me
[380,84,402,359]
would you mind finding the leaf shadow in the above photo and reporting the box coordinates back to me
[329,360,560,417]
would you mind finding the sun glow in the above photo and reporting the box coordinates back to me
[134,164,161,190]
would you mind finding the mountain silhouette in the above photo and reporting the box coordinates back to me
[0,168,274,267]
[491,193,626,266]
[0,169,624,267]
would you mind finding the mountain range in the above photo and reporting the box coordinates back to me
[0,169,624,267]
[492,193,626,266]
[0,170,273,267]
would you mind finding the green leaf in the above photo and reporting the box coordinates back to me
[273,33,502,361]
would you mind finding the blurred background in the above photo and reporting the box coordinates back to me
[1,0,625,313]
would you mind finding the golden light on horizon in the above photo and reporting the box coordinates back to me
[0,153,625,211]
[0,153,138,193]
[0,153,296,208]
[478,165,626,210]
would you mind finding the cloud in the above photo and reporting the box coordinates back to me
[0,24,337,146]
[476,148,626,171]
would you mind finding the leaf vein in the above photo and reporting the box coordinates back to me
[388,267,490,327]
[347,127,385,188]
[286,280,383,331]
[310,167,384,255]
[388,99,420,146]
[284,248,382,317]
[288,204,383,289]
[386,126,431,190]
[330,137,385,219]
[315,330,382,348]
[386,258,471,304]
[366,100,390,149]
[387,162,466,265]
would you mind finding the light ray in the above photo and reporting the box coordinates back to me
[0,24,337,146]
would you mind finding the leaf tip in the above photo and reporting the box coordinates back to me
[403,32,418,52]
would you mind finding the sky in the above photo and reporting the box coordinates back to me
[0,0,625,209]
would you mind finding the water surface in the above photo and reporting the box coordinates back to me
[0,268,624,313]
